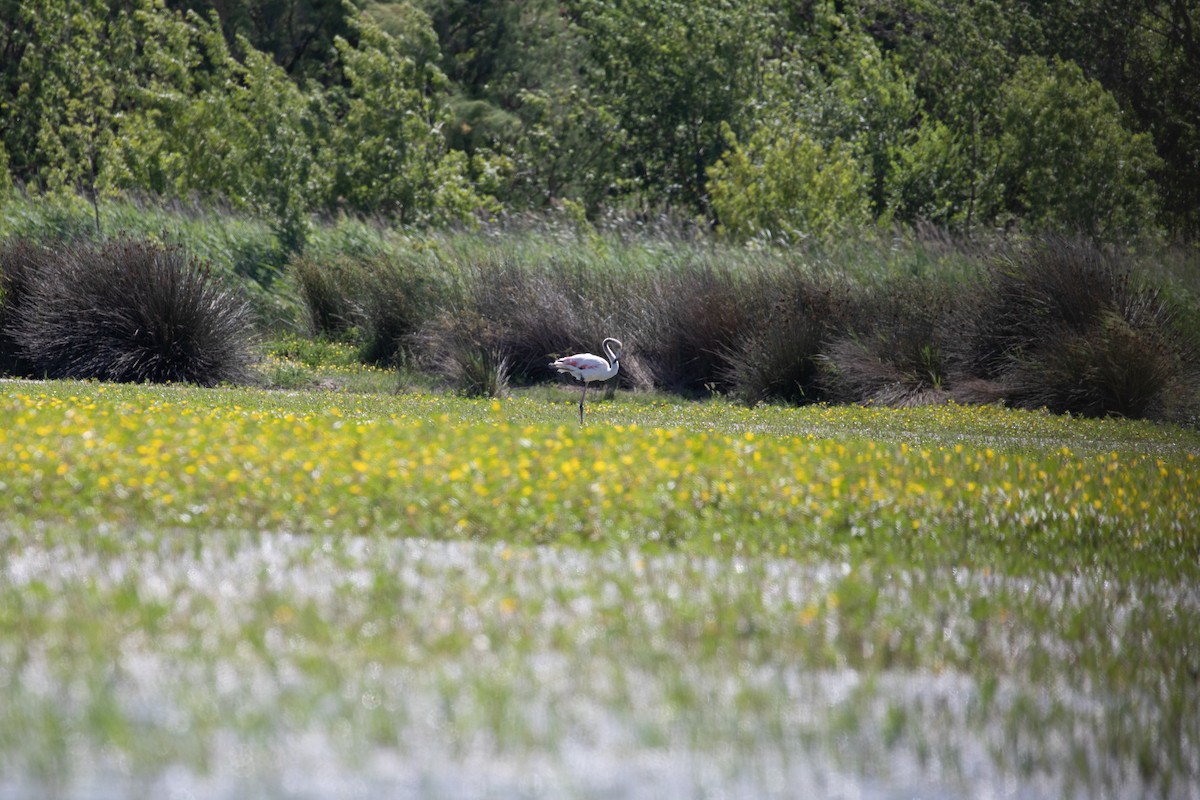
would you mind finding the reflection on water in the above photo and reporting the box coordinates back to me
[1,531,1196,799]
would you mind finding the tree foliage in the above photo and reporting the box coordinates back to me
[708,123,870,243]
[573,0,774,211]
[324,9,493,225]
[994,56,1161,239]
[0,0,1195,242]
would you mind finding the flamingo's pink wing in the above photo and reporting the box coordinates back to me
[562,354,605,371]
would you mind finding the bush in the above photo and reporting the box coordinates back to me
[708,126,871,244]
[414,250,654,391]
[0,238,54,375]
[354,253,446,366]
[995,57,1162,239]
[411,309,511,397]
[289,250,442,366]
[633,260,755,394]
[289,254,364,338]
[461,257,580,384]
[6,237,256,385]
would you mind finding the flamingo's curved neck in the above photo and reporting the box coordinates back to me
[604,339,621,367]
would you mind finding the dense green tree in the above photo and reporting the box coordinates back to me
[0,140,11,198]
[708,122,870,243]
[884,115,978,227]
[322,8,496,225]
[871,0,1027,230]
[994,56,1162,238]
[410,0,622,212]
[784,4,919,217]
[98,2,322,246]
[102,7,243,199]
[162,0,356,81]
[0,0,31,183]
[0,0,1195,241]
[706,2,917,240]
[1026,0,1200,237]
[573,0,775,212]
[869,0,1191,236]
[5,0,140,231]
[503,85,625,212]
[226,43,324,247]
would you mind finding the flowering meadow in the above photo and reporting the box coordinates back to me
[2,380,1198,798]
[2,382,1196,574]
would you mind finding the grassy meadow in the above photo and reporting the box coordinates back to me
[2,379,1198,798]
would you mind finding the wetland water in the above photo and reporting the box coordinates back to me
[2,530,1195,799]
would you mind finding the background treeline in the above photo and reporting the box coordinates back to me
[1,0,1198,243]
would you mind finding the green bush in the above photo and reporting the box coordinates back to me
[354,253,443,365]
[288,248,444,365]
[708,125,870,244]
[995,57,1162,239]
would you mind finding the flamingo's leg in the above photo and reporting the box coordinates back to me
[579,381,588,425]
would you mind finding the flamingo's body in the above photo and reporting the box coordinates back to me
[551,337,622,424]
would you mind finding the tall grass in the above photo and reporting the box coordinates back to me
[818,275,956,407]
[4,194,1197,421]
[957,236,1200,420]
[0,238,50,376]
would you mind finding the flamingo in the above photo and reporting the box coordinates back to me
[550,337,622,424]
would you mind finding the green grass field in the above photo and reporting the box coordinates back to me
[2,379,1198,798]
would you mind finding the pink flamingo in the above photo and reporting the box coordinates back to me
[550,337,622,424]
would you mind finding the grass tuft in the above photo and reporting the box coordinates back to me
[0,237,54,375]
[966,236,1200,420]
[411,309,512,397]
[819,276,954,407]
[724,270,847,404]
[3,237,256,385]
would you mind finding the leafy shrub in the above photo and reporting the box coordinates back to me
[7,237,255,385]
[355,253,447,366]
[708,126,870,244]
[995,57,1162,239]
